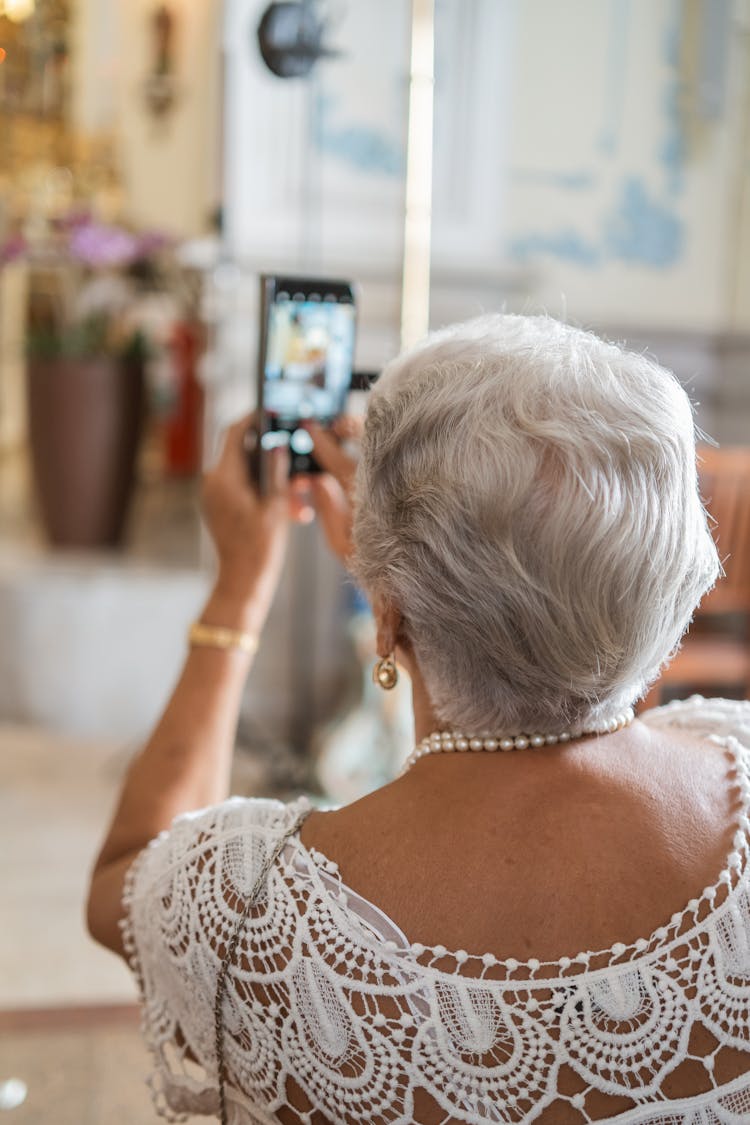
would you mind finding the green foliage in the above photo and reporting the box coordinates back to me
[26,315,150,363]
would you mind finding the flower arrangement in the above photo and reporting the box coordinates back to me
[4,212,203,546]
[1,213,184,367]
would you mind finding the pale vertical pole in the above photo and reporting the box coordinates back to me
[400,0,435,351]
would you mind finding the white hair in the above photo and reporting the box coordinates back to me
[352,314,719,735]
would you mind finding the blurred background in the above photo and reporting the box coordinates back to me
[1,0,749,1120]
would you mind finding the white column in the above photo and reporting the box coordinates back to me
[400,0,435,350]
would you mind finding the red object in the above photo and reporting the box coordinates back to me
[165,320,204,475]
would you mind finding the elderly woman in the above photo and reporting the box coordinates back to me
[88,315,750,1125]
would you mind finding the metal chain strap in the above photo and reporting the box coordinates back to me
[214,809,310,1125]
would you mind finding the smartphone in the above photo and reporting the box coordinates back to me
[253,274,357,485]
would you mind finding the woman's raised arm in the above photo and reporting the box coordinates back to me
[86,419,291,956]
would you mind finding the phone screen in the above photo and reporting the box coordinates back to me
[258,277,356,473]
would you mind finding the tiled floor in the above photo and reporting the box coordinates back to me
[0,725,197,1122]
[0,1007,197,1125]
[0,725,137,1010]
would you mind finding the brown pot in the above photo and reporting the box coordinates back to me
[27,355,146,547]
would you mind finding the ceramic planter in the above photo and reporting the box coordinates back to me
[26,354,145,547]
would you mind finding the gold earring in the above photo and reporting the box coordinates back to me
[373,654,398,690]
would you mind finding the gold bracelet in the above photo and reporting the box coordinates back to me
[188,621,259,655]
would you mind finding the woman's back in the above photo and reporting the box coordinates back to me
[303,702,738,962]
[126,697,750,1123]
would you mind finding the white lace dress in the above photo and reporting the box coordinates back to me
[123,697,750,1124]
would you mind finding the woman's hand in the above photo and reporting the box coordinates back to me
[305,416,363,565]
[201,416,290,621]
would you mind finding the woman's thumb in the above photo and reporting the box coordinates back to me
[310,475,352,561]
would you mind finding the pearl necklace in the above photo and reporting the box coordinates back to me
[401,707,635,774]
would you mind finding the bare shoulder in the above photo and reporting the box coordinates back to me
[300,715,746,961]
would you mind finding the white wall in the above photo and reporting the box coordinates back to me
[486,0,750,333]
[223,0,410,268]
[71,0,223,237]
[117,0,223,236]
[71,1,750,331]
[222,0,413,372]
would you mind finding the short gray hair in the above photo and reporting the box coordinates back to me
[352,314,719,735]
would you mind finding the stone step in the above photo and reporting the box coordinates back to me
[0,530,353,747]
[0,546,210,741]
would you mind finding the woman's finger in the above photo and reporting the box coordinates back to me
[332,415,365,442]
[222,414,256,451]
[265,445,291,503]
[310,475,353,562]
[289,476,315,524]
[305,422,357,491]
[216,414,257,478]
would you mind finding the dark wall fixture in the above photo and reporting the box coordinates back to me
[256,0,343,79]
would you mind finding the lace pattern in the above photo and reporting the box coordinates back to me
[122,698,750,1123]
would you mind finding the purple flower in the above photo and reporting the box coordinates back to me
[52,208,93,233]
[0,233,26,265]
[68,223,140,268]
[134,230,172,258]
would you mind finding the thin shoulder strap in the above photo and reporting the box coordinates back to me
[214,807,310,1125]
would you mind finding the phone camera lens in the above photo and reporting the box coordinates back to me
[261,431,290,451]
[290,428,314,455]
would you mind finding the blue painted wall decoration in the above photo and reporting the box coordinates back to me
[312,91,405,178]
[605,177,683,267]
[509,228,602,268]
[512,169,596,192]
[508,0,687,270]
[509,175,684,269]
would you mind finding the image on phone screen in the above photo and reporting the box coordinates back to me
[258,278,356,473]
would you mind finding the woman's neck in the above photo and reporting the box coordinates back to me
[406,662,442,743]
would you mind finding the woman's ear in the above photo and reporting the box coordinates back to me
[372,595,403,658]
